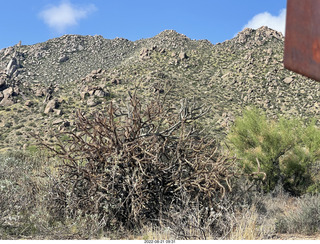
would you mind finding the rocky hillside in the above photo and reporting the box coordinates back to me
[1,26,320,151]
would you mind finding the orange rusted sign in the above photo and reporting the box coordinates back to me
[284,0,320,81]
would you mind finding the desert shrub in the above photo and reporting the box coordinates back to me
[4,122,13,128]
[227,108,320,195]
[26,145,39,154]
[37,93,238,238]
[0,152,42,239]
[275,194,320,235]
[0,151,107,240]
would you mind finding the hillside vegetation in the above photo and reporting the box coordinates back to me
[1,27,320,150]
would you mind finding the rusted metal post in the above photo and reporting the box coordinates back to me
[284,0,320,81]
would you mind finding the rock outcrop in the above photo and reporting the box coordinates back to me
[44,98,59,114]
[0,87,17,106]
[0,72,8,89]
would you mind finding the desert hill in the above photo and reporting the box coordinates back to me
[0,26,319,151]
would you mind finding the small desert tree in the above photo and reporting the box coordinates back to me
[228,107,320,195]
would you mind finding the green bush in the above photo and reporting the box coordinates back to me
[26,145,39,154]
[227,107,320,195]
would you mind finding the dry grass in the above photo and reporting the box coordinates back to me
[229,205,275,240]
[1,143,320,240]
[275,194,320,235]
[229,206,262,240]
[136,225,174,240]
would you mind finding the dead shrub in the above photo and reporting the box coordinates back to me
[36,93,238,237]
[0,152,41,239]
[0,151,102,240]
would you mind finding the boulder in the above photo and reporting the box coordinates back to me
[24,100,33,107]
[91,69,102,75]
[58,55,69,63]
[3,46,13,57]
[85,76,94,82]
[94,89,107,98]
[283,77,294,84]
[179,51,188,60]
[88,89,95,96]
[78,45,84,51]
[0,97,14,106]
[140,48,151,60]
[80,91,89,100]
[237,28,254,44]
[2,87,14,98]
[159,48,166,53]
[52,118,64,125]
[0,87,15,106]
[54,109,63,116]
[0,73,8,89]
[35,88,46,97]
[87,97,98,107]
[6,57,18,77]
[44,99,59,114]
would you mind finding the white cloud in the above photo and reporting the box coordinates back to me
[243,9,286,35]
[39,1,96,33]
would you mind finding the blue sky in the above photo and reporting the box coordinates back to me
[1,0,287,49]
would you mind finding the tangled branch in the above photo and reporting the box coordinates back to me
[35,93,236,231]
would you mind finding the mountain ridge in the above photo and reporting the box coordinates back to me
[0,27,284,87]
